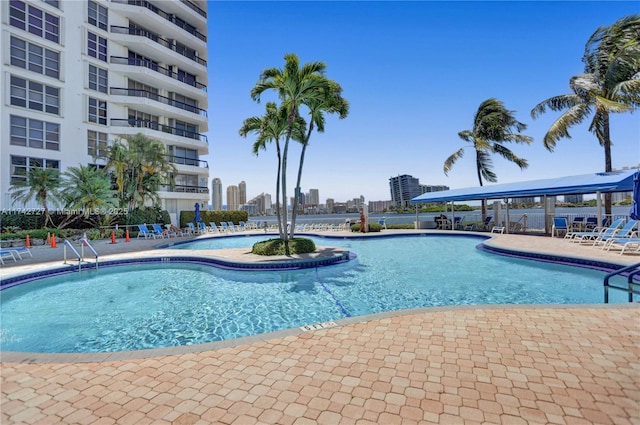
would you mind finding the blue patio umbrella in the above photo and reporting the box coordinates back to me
[194,202,201,223]
[630,170,640,220]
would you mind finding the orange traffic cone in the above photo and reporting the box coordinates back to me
[51,234,57,248]
[46,232,51,245]
[111,230,116,244]
[125,229,131,242]
[25,234,31,248]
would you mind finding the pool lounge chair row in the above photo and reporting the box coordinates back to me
[189,221,257,234]
[137,224,189,239]
[561,218,639,254]
[0,246,33,264]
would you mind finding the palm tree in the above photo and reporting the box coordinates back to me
[290,79,349,236]
[240,102,306,238]
[531,15,640,216]
[62,165,118,215]
[250,53,329,254]
[101,140,131,208]
[444,98,533,218]
[101,133,176,210]
[9,167,62,227]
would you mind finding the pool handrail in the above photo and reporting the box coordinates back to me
[80,238,99,270]
[603,261,640,303]
[63,240,82,271]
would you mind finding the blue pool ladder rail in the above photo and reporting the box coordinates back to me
[603,261,640,303]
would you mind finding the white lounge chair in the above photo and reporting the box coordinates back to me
[0,250,18,265]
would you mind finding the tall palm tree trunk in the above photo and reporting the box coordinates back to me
[601,110,613,218]
[275,143,284,239]
[40,191,53,227]
[290,124,314,240]
[476,153,487,220]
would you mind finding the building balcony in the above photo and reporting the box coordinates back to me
[110,87,207,118]
[110,118,207,144]
[109,56,207,94]
[110,26,206,68]
[179,0,206,18]
[111,0,206,42]
[163,184,209,194]
[166,154,208,168]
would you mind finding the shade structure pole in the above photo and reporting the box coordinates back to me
[505,198,510,234]
[450,201,454,230]
[415,204,418,229]
[596,191,602,227]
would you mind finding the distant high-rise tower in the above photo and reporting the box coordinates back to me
[389,175,421,207]
[227,185,239,211]
[212,178,223,210]
[238,181,246,206]
[309,189,319,206]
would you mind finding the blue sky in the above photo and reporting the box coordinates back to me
[205,1,639,204]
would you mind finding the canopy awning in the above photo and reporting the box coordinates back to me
[411,170,637,204]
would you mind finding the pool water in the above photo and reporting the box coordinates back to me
[1,235,627,353]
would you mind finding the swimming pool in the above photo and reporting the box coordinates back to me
[0,235,628,353]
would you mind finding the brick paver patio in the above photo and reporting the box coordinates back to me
[2,231,639,424]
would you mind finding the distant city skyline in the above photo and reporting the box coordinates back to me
[205,1,639,202]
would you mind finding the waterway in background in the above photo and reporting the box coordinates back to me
[249,206,632,230]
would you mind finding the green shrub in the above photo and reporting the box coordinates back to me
[251,237,316,256]
[180,210,249,227]
[388,223,415,229]
[0,227,75,241]
[350,222,382,232]
[126,206,170,226]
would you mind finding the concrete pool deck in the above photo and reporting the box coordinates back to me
[1,230,639,424]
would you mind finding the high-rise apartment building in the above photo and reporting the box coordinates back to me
[226,185,238,211]
[308,188,319,206]
[211,177,222,210]
[238,181,246,206]
[1,0,209,222]
[389,175,421,207]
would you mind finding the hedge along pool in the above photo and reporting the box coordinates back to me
[0,235,628,353]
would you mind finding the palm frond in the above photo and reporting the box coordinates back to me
[542,103,591,151]
[476,150,497,183]
[531,93,582,118]
[492,144,529,170]
[443,148,465,176]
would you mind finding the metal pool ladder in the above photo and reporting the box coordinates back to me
[63,238,99,271]
[603,261,640,303]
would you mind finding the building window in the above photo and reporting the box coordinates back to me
[10,75,59,115]
[87,31,107,62]
[128,109,158,127]
[174,120,198,138]
[10,36,60,79]
[43,0,60,8]
[88,64,108,93]
[177,69,196,86]
[88,98,107,125]
[10,156,59,184]
[9,0,60,43]
[128,50,158,71]
[87,130,108,157]
[169,146,199,166]
[88,1,107,31]
[10,115,60,150]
